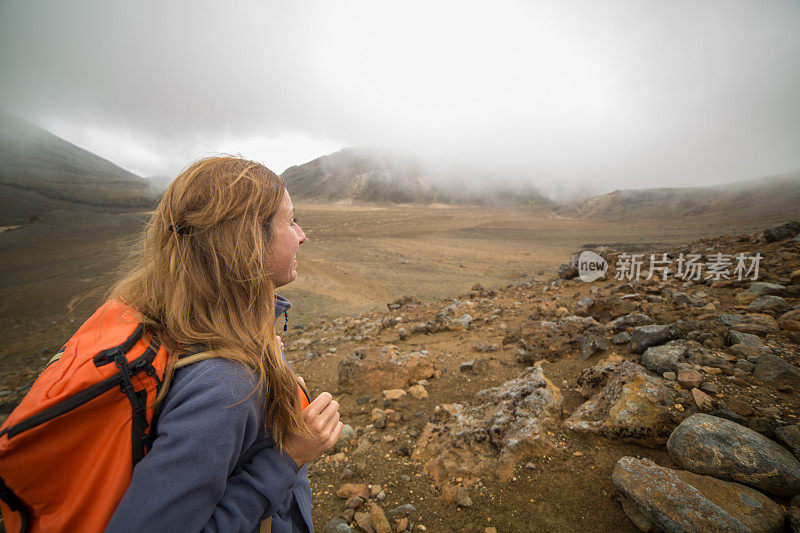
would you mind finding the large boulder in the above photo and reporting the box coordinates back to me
[667,413,800,498]
[746,282,787,296]
[763,220,800,242]
[412,366,563,484]
[640,340,689,375]
[565,361,677,447]
[642,339,730,376]
[613,456,786,533]
[748,295,789,315]
[629,324,672,354]
[728,329,766,348]
[611,313,653,332]
[776,424,800,459]
[338,345,434,393]
[753,353,800,392]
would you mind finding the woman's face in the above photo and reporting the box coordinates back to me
[267,190,306,288]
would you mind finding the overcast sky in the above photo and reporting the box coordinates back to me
[1,0,799,199]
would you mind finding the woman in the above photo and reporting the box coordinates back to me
[105,156,341,532]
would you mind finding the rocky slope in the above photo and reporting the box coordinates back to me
[276,222,800,532]
[0,113,158,224]
[1,223,799,532]
[558,171,800,223]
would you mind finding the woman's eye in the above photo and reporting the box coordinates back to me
[291,217,299,226]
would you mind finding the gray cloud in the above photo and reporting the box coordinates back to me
[1,0,798,198]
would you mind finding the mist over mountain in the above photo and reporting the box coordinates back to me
[281,148,554,207]
[559,170,800,223]
[0,113,158,224]
[2,114,798,229]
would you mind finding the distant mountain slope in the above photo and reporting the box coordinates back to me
[0,113,157,224]
[558,171,800,223]
[281,148,553,206]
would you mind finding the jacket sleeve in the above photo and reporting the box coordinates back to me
[105,359,300,533]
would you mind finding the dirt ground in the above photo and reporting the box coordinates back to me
[0,203,795,532]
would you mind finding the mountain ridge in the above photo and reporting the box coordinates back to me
[0,112,158,224]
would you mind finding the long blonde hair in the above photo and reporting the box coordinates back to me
[110,156,309,449]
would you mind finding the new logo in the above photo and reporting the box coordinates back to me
[578,251,608,282]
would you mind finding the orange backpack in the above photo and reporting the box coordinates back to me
[0,300,310,533]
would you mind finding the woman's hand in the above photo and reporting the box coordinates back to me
[283,392,343,468]
[276,335,285,353]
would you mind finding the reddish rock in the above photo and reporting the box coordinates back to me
[338,345,434,393]
[677,369,703,389]
[369,503,392,533]
[691,388,714,411]
[337,483,370,500]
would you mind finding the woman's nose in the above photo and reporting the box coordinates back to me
[297,225,307,243]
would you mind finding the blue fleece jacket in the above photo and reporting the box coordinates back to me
[106,295,314,532]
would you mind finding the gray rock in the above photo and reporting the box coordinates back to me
[727,343,762,359]
[763,220,800,242]
[455,314,473,330]
[791,506,800,533]
[735,359,755,373]
[699,381,718,394]
[460,359,488,373]
[667,413,800,498]
[641,341,689,375]
[748,295,789,314]
[574,297,593,317]
[673,292,693,306]
[324,517,356,533]
[611,313,653,332]
[753,354,800,392]
[729,330,765,348]
[613,456,787,533]
[335,424,357,451]
[558,263,578,280]
[747,282,786,296]
[386,504,417,518]
[455,486,473,507]
[749,416,777,439]
[776,424,800,459]
[630,324,672,354]
[718,314,746,327]
[707,404,749,426]
[578,335,610,360]
[612,331,631,344]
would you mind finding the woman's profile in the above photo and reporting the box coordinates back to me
[103,156,342,531]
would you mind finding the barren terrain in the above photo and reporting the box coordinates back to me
[1,204,798,532]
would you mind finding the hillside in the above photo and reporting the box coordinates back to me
[281,148,553,207]
[559,171,800,223]
[0,113,158,224]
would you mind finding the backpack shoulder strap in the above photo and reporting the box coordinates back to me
[174,352,218,369]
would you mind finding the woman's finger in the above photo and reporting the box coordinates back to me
[304,392,332,420]
[315,400,339,429]
[326,421,344,447]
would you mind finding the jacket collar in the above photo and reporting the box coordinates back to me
[274,294,291,320]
